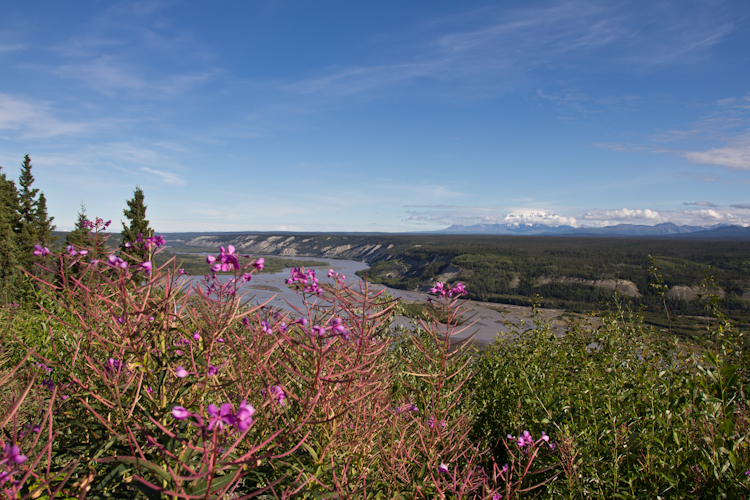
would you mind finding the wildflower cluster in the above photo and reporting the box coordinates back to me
[206,245,240,272]
[81,217,111,230]
[172,400,256,432]
[429,281,467,297]
[286,266,323,294]
[507,430,555,452]
[123,233,166,251]
[0,443,27,491]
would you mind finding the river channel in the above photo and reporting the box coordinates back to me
[185,255,568,344]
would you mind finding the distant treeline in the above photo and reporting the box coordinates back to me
[354,235,750,323]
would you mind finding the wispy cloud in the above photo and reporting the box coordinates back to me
[0,93,97,138]
[0,43,24,53]
[286,1,733,99]
[139,166,186,186]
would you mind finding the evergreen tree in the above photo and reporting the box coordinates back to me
[65,203,92,248]
[15,155,55,270]
[120,187,153,263]
[33,192,55,248]
[0,165,21,301]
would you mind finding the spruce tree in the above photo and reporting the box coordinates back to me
[33,192,55,248]
[16,154,39,262]
[65,203,92,248]
[0,165,21,301]
[15,155,55,270]
[120,187,153,263]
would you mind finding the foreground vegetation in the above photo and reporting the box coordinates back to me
[2,223,750,498]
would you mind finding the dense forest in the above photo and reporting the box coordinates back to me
[357,235,750,327]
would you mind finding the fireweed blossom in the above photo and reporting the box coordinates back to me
[108,255,129,269]
[430,281,468,298]
[236,401,255,431]
[261,320,273,335]
[506,430,555,451]
[286,268,322,295]
[172,406,191,420]
[206,245,240,273]
[0,443,28,489]
[32,245,50,257]
[269,386,286,407]
[207,403,236,431]
[437,462,449,473]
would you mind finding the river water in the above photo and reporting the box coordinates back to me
[183,255,567,343]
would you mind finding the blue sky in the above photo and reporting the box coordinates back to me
[1,0,750,232]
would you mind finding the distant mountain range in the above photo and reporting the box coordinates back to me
[436,222,750,239]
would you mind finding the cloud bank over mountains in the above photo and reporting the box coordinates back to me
[405,204,750,229]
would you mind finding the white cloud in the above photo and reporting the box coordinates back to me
[503,210,576,227]
[582,208,661,224]
[683,144,750,171]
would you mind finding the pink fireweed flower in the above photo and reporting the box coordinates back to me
[178,268,186,275]
[105,358,122,374]
[261,320,273,335]
[32,245,50,257]
[241,273,252,283]
[175,366,188,378]
[108,255,129,269]
[448,282,467,297]
[140,261,153,274]
[193,332,201,340]
[207,365,219,377]
[172,406,190,420]
[269,385,286,407]
[3,443,27,464]
[236,400,255,431]
[145,235,166,249]
[66,244,78,256]
[207,403,236,431]
[427,417,447,429]
[312,325,327,337]
[278,321,288,334]
[123,241,133,249]
[253,258,264,270]
[437,462,449,474]
[330,317,346,334]
[430,282,446,297]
